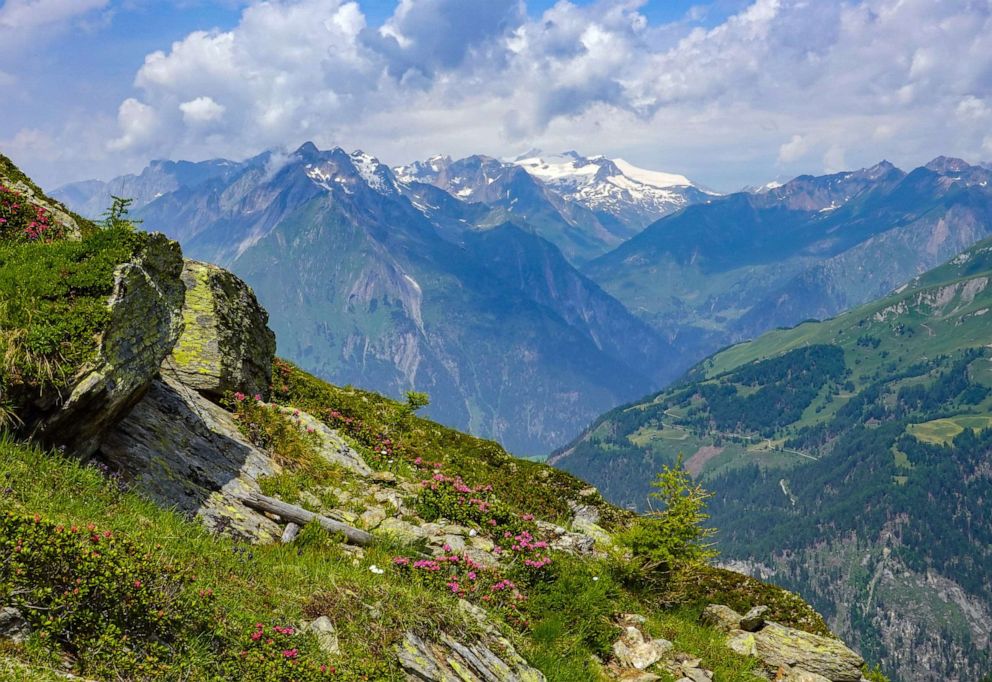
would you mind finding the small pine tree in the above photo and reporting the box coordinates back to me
[101,195,142,231]
[621,454,717,579]
[404,391,430,414]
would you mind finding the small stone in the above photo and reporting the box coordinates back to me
[371,471,397,484]
[578,486,598,497]
[302,616,340,655]
[682,667,713,682]
[612,626,673,670]
[373,490,404,509]
[0,607,29,644]
[700,604,742,633]
[359,507,387,530]
[376,518,425,544]
[469,535,495,552]
[740,605,769,632]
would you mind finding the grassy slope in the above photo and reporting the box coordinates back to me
[0,357,828,680]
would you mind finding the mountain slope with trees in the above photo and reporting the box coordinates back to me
[554,238,992,680]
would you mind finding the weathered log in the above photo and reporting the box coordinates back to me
[241,491,373,546]
[281,522,301,544]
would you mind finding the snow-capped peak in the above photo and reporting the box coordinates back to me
[611,159,692,189]
[510,151,711,229]
[349,150,395,194]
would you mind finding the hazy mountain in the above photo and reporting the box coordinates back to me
[583,158,992,369]
[554,238,992,680]
[57,143,675,456]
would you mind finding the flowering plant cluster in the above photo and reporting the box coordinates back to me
[414,471,525,537]
[323,407,397,467]
[392,551,530,626]
[0,511,212,678]
[0,184,63,242]
[221,622,335,681]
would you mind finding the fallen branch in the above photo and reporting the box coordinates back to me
[241,491,373,546]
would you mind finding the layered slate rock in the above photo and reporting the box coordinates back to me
[396,600,546,682]
[164,260,276,400]
[99,375,281,542]
[33,234,185,457]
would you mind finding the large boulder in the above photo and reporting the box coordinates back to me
[33,233,185,457]
[99,375,281,542]
[163,260,275,400]
[703,605,864,682]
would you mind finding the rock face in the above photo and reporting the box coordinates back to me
[99,376,281,542]
[702,604,864,682]
[33,233,185,457]
[396,600,546,682]
[163,260,276,400]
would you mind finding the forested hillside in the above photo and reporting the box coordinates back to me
[554,238,992,680]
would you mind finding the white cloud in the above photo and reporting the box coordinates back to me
[823,144,847,173]
[8,0,992,189]
[180,96,226,125]
[778,134,809,163]
[109,98,160,151]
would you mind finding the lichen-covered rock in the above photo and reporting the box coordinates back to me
[751,623,864,682]
[700,604,742,633]
[612,626,673,670]
[33,233,184,457]
[163,260,276,400]
[273,405,371,475]
[396,600,546,681]
[704,604,863,682]
[0,607,29,644]
[99,376,281,542]
[301,616,340,655]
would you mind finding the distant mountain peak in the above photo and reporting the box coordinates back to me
[925,155,972,174]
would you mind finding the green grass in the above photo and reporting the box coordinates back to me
[907,414,992,444]
[0,434,465,680]
[0,226,147,425]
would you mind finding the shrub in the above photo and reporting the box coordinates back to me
[0,184,64,243]
[0,511,212,678]
[217,622,335,682]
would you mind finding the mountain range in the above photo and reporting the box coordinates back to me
[56,144,687,455]
[553,236,992,680]
[54,149,992,461]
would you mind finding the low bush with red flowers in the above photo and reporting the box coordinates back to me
[0,511,212,678]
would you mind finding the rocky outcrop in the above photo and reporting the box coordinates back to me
[99,375,281,542]
[33,233,185,457]
[396,600,545,682]
[701,604,864,682]
[163,260,276,400]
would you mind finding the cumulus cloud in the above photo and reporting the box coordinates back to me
[179,96,226,125]
[8,0,992,189]
[778,134,809,164]
[109,98,160,151]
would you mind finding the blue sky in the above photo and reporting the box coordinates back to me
[1,0,990,190]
